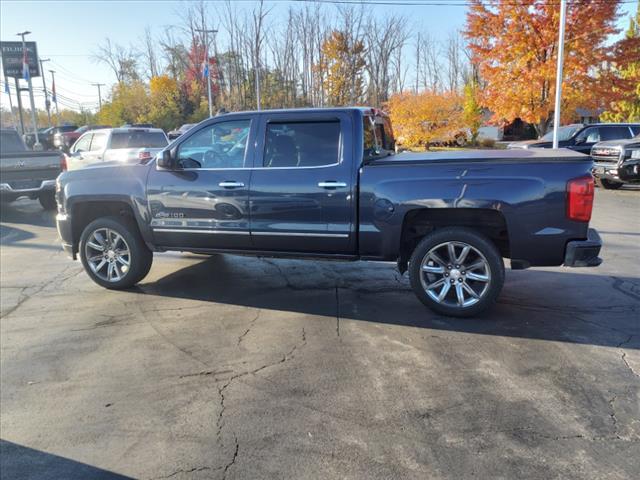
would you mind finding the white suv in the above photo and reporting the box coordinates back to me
[66,127,168,171]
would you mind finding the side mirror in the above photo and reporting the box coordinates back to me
[574,136,585,145]
[157,149,175,169]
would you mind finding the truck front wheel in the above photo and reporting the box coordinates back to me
[79,216,153,289]
[408,227,504,317]
[596,178,623,190]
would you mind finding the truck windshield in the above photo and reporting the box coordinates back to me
[540,125,581,142]
[0,131,26,153]
[110,131,168,149]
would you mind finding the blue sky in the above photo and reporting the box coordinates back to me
[1,0,637,112]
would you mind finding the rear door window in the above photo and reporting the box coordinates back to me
[263,121,340,168]
[599,126,633,141]
[110,131,168,149]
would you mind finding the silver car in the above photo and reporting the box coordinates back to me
[66,127,169,171]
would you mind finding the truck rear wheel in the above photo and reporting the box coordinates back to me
[79,216,153,289]
[408,227,504,317]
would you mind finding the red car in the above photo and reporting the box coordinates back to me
[53,125,111,152]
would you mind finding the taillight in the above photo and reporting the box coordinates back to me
[60,154,68,172]
[567,176,594,222]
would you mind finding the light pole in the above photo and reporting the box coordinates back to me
[49,70,59,118]
[17,30,42,150]
[39,57,51,126]
[552,0,567,149]
[195,28,217,118]
[92,83,105,110]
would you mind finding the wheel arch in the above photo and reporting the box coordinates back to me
[397,207,510,273]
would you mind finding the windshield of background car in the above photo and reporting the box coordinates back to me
[0,132,26,153]
[540,125,581,142]
[110,131,168,149]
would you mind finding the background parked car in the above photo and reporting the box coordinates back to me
[167,123,196,141]
[65,127,169,171]
[53,125,112,152]
[507,123,640,154]
[591,134,640,189]
[24,125,79,150]
[1,128,64,210]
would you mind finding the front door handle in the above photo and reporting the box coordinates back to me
[318,181,348,189]
[218,181,245,188]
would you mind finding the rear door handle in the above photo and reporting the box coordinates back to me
[218,181,245,188]
[318,181,348,189]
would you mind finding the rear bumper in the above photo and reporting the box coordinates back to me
[56,213,76,259]
[564,228,602,267]
[0,180,56,201]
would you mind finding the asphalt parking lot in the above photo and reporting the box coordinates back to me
[1,186,639,480]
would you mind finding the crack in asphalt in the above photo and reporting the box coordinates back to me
[149,465,217,479]
[0,265,80,319]
[237,310,260,347]
[222,436,239,480]
[216,327,307,448]
[611,276,640,302]
[617,335,639,380]
[335,286,341,337]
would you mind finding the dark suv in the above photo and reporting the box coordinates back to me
[507,123,640,154]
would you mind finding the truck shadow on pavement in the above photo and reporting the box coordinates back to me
[0,200,56,228]
[0,440,133,480]
[134,253,640,350]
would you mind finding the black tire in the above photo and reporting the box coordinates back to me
[39,191,57,210]
[596,177,623,190]
[79,216,153,289]
[408,227,505,318]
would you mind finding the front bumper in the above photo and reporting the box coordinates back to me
[56,213,76,259]
[591,163,621,182]
[564,228,602,267]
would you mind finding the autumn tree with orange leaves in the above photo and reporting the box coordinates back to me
[388,91,464,149]
[465,0,623,136]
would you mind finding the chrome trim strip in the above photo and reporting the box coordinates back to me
[0,179,56,193]
[153,228,250,235]
[251,231,349,238]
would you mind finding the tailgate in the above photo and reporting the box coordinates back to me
[1,152,62,188]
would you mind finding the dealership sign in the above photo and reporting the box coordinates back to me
[0,41,40,78]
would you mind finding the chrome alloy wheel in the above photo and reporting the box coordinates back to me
[419,241,491,308]
[85,228,131,282]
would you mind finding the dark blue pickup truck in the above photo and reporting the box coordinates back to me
[55,108,601,317]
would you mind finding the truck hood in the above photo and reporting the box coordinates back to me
[593,138,640,148]
[506,139,551,149]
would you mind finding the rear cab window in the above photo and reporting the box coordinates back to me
[263,121,341,168]
[363,111,395,162]
[0,131,26,153]
[110,131,168,149]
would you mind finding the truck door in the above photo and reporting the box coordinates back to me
[249,111,356,254]
[146,117,255,249]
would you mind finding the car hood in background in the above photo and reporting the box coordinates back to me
[507,140,551,149]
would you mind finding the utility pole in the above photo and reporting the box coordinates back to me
[552,0,567,149]
[49,70,59,118]
[13,77,25,135]
[195,28,217,118]
[17,30,41,150]
[4,78,19,130]
[92,83,105,110]
[39,57,51,126]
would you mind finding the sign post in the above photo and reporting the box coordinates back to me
[552,0,567,149]
[1,38,41,147]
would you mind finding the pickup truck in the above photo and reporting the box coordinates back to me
[591,135,640,189]
[1,129,64,210]
[55,108,602,317]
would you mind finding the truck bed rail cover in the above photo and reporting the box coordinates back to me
[372,148,588,165]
